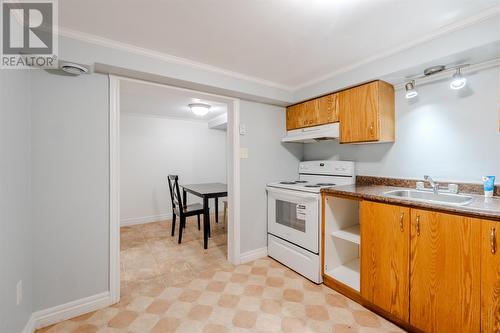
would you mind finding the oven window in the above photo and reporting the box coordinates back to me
[276,200,306,232]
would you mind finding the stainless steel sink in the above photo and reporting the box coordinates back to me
[384,189,473,206]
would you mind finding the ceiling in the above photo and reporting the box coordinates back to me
[120,80,228,121]
[59,0,499,88]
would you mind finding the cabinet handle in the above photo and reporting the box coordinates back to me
[416,215,420,236]
[399,212,404,232]
[491,227,496,254]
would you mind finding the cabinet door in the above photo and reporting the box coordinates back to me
[481,220,500,333]
[339,81,379,143]
[286,103,305,130]
[410,209,481,332]
[360,201,410,322]
[302,100,319,127]
[317,93,339,125]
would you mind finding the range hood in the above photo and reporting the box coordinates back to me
[282,123,339,143]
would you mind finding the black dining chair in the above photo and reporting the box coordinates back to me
[167,175,204,244]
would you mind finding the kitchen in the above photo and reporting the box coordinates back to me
[2,1,499,333]
[266,68,499,332]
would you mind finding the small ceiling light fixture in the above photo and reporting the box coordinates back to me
[405,80,418,99]
[188,103,211,116]
[60,62,89,75]
[450,67,467,90]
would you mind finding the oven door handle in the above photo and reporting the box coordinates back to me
[266,186,319,200]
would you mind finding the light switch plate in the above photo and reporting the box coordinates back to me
[239,124,246,135]
[16,280,22,305]
[240,148,249,159]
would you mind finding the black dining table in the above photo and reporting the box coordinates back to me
[181,182,228,249]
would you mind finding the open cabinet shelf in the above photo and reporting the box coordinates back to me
[323,195,361,293]
[325,258,360,292]
[331,224,360,244]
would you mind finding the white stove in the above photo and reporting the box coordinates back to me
[266,160,355,283]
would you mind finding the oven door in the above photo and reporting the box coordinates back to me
[267,187,319,253]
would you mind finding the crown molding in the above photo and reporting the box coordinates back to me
[57,27,294,91]
[58,5,499,94]
[292,5,500,90]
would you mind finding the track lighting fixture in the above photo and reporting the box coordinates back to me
[402,63,474,99]
[449,68,467,90]
[405,80,418,99]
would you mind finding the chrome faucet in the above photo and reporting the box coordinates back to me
[424,175,439,194]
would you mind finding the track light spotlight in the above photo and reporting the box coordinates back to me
[405,80,418,99]
[450,68,467,90]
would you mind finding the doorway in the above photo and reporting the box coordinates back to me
[108,76,241,303]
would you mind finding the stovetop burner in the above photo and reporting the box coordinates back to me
[268,161,355,195]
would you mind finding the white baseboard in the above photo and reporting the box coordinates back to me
[120,213,171,226]
[121,209,227,227]
[29,292,112,332]
[239,247,268,264]
[22,316,35,333]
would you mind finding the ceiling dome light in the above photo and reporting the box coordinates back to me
[405,81,418,99]
[450,68,467,90]
[188,103,211,116]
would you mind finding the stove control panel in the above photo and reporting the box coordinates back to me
[299,160,355,176]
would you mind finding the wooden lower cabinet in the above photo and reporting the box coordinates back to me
[481,220,500,332]
[360,201,410,322]
[409,209,481,332]
[352,201,498,332]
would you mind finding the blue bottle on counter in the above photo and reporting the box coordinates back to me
[482,176,495,198]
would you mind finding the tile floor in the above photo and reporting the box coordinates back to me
[36,215,405,333]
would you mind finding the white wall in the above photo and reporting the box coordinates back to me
[120,114,227,224]
[304,67,500,183]
[31,70,109,311]
[239,101,303,253]
[0,70,33,333]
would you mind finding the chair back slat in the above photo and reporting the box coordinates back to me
[167,175,184,214]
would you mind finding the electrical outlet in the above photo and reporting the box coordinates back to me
[240,147,249,159]
[16,280,22,305]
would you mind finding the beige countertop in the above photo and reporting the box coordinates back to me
[322,184,500,221]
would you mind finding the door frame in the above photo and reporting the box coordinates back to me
[108,75,241,303]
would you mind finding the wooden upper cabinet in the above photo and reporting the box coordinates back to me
[339,80,395,143]
[286,93,339,130]
[286,103,305,130]
[409,209,481,332]
[317,93,339,125]
[481,220,500,333]
[302,100,319,127]
[360,201,410,322]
